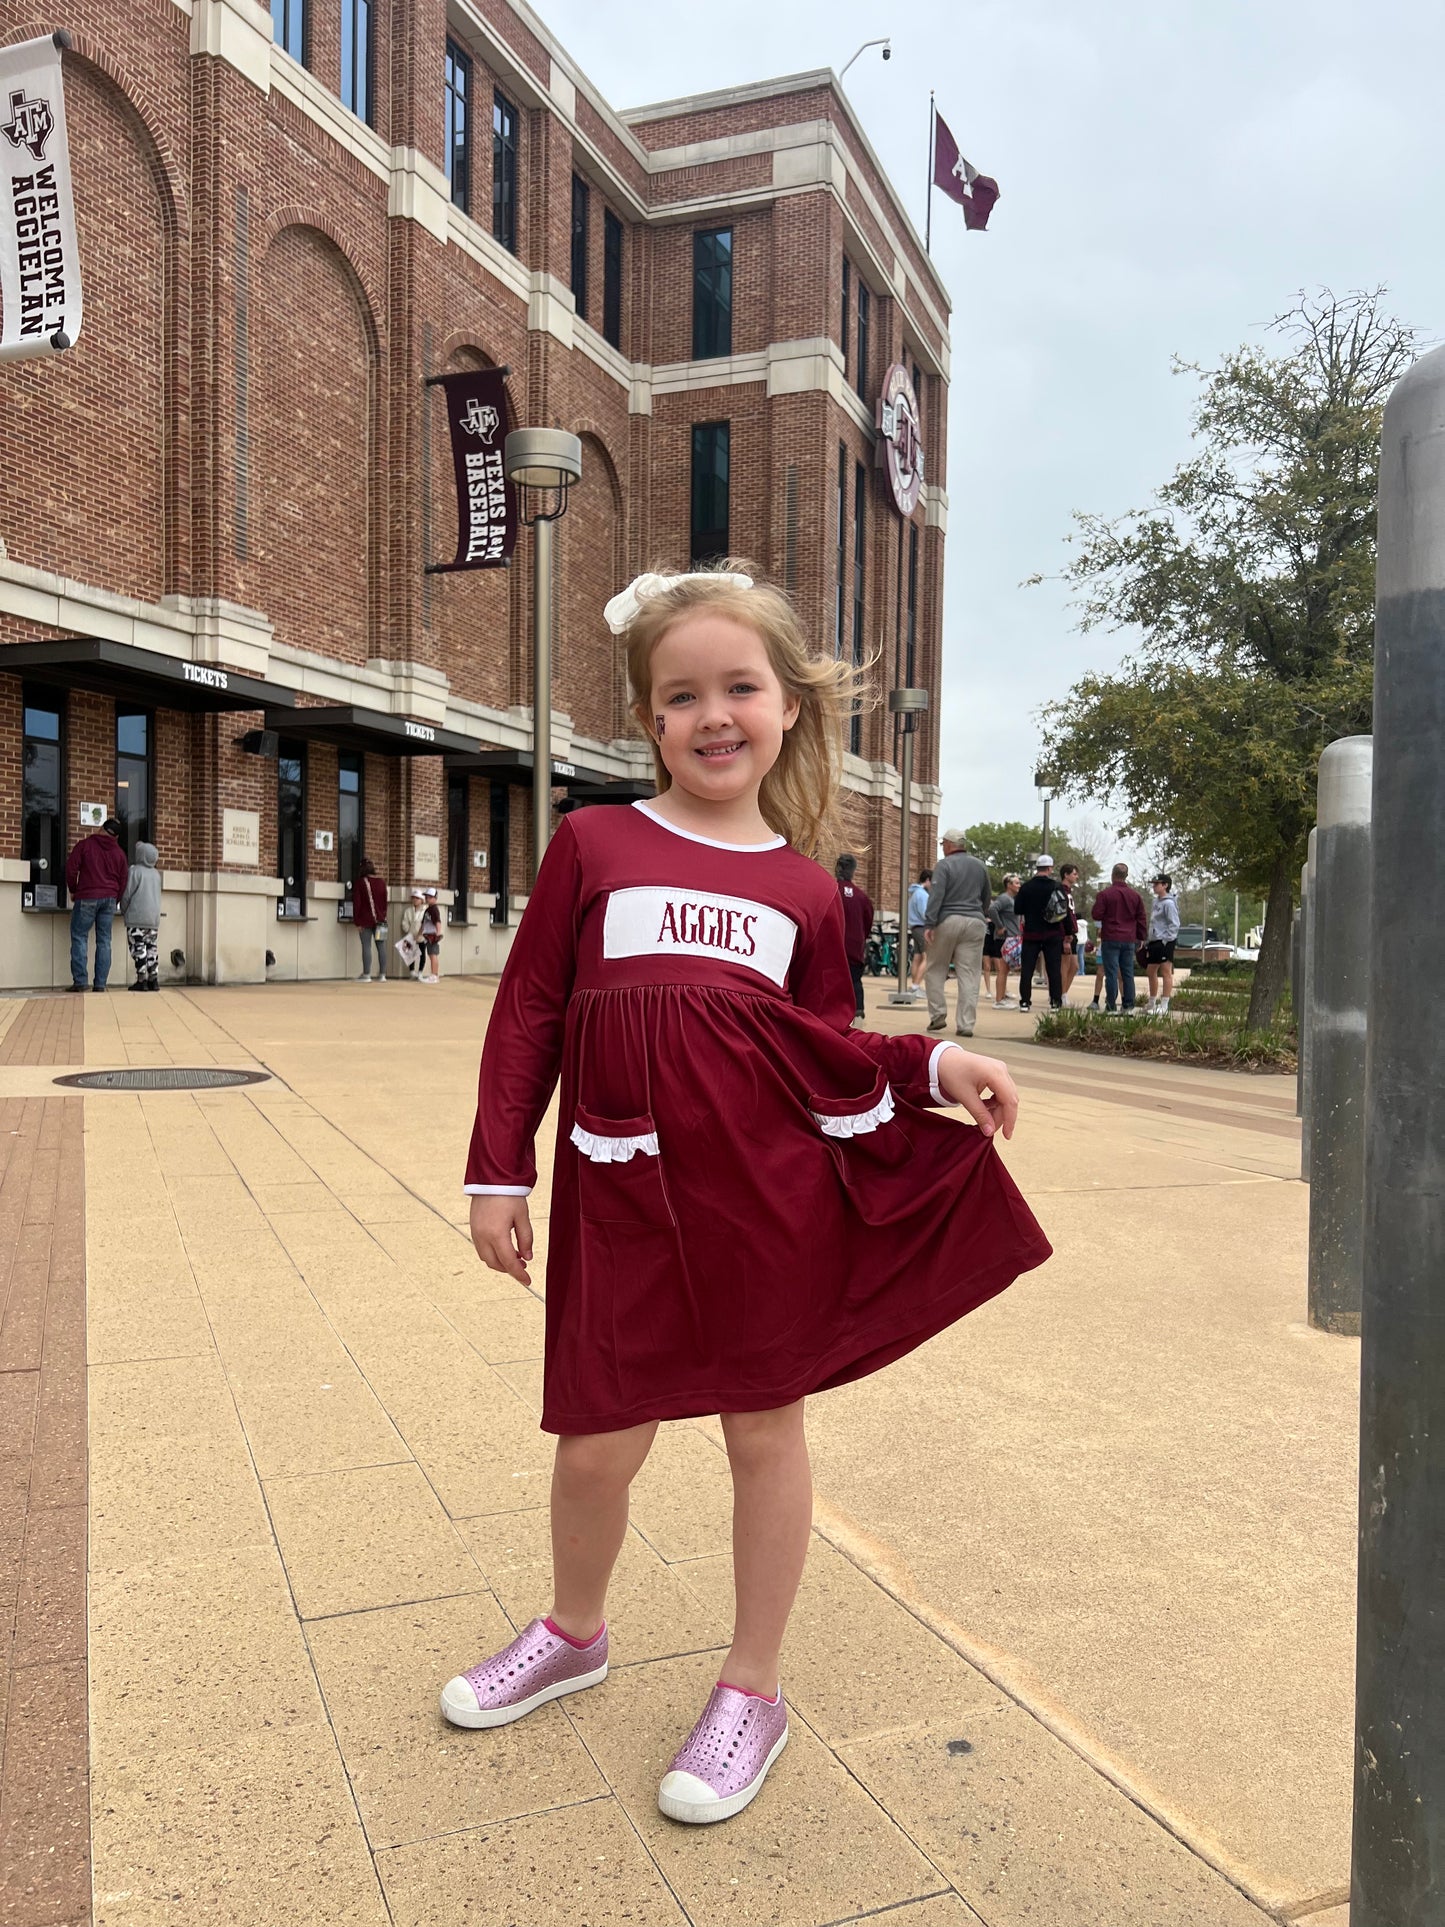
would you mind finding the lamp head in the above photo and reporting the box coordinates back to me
[504,428,583,492]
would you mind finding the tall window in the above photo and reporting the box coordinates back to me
[602,209,623,349]
[492,89,518,253]
[337,752,363,916]
[834,442,848,658]
[690,422,731,565]
[340,0,370,122]
[444,41,472,213]
[21,687,64,910]
[114,708,152,863]
[692,228,732,359]
[270,0,306,61]
[570,174,589,320]
[855,280,870,398]
[851,462,867,754]
[907,522,919,686]
[489,781,510,927]
[277,740,306,918]
[447,772,470,925]
[841,258,850,378]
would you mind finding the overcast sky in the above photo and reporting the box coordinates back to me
[541,0,1445,856]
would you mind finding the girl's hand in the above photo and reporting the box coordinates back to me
[469,1193,534,1283]
[936,1048,1019,1140]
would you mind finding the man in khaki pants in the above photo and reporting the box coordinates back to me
[923,829,993,1038]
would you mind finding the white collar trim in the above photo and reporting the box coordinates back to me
[632,801,786,852]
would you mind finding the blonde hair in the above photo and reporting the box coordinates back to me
[624,561,862,859]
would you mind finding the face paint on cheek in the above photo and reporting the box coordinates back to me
[654,716,666,738]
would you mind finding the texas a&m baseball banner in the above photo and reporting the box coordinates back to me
[432,367,517,571]
[0,34,82,360]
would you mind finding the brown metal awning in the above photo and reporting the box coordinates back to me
[3,635,298,712]
[263,705,481,757]
[443,748,652,796]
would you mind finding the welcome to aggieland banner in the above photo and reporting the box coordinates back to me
[431,367,517,571]
[0,34,82,361]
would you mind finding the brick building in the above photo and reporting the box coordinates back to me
[0,0,949,988]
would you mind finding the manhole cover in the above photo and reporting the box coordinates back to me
[52,1068,270,1092]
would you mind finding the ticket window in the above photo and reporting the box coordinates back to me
[21,687,65,910]
[114,707,152,862]
[337,751,363,921]
[277,739,307,919]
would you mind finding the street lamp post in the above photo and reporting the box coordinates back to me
[1034,769,1056,860]
[503,429,582,879]
[888,688,929,1005]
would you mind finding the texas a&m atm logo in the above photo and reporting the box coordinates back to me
[3,89,54,162]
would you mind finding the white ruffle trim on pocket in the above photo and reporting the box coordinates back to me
[570,1124,661,1163]
[812,1083,896,1138]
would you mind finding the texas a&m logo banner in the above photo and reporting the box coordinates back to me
[0,34,82,361]
[433,367,517,570]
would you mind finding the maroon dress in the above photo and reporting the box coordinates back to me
[465,803,1052,1434]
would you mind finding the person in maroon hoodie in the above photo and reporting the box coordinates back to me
[1090,862,1148,1013]
[353,856,390,982]
[65,818,131,992]
[835,853,874,1024]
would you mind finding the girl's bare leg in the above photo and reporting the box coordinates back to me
[550,1422,658,1638]
[719,1401,812,1696]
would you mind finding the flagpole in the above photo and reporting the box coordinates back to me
[925,92,935,253]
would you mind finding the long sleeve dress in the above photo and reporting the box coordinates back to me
[466,802,1052,1434]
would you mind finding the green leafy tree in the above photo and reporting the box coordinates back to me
[962,821,1102,892]
[1034,289,1415,1028]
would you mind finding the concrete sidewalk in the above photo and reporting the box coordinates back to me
[1,975,1354,1926]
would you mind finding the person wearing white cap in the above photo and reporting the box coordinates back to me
[922,829,992,1038]
[419,886,444,982]
[400,888,428,980]
[1012,854,1069,1013]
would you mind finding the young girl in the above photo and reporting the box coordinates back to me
[419,886,444,982]
[444,565,1051,1825]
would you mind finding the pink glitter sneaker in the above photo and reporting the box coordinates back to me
[657,1681,789,1824]
[440,1617,608,1729]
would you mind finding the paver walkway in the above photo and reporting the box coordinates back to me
[0,975,1356,1927]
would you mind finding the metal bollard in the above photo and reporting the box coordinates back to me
[1306,736,1372,1335]
[1351,343,1445,1925]
[1300,829,1317,1181]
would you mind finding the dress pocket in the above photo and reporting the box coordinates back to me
[809,1072,915,1221]
[571,1104,674,1228]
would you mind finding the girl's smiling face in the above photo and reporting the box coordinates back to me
[643,610,800,804]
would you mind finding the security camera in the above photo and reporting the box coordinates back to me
[882,43,891,58]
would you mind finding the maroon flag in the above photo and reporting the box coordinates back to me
[431,367,517,571]
[932,110,1000,232]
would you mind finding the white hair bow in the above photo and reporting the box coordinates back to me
[603,569,754,637]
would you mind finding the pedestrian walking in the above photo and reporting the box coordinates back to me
[923,830,992,1038]
[986,874,1022,1006]
[420,886,445,983]
[1091,863,1148,1013]
[446,565,1051,1828]
[908,868,932,991]
[1014,855,1070,1012]
[834,854,873,1022]
[1146,874,1181,1012]
[353,857,389,981]
[119,841,162,992]
[64,817,130,992]
[1059,863,1083,999]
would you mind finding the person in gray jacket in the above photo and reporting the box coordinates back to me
[1146,874,1181,1013]
[120,841,162,991]
[923,829,992,1037]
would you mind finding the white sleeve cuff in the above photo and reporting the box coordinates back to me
[928,1040,965,1106]
[464,1184,533,1196]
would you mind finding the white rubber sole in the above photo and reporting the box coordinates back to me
[657,1725,789,1824]
[439,1659,608,1730]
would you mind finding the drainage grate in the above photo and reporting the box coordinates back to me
[52,1068,270,1092]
